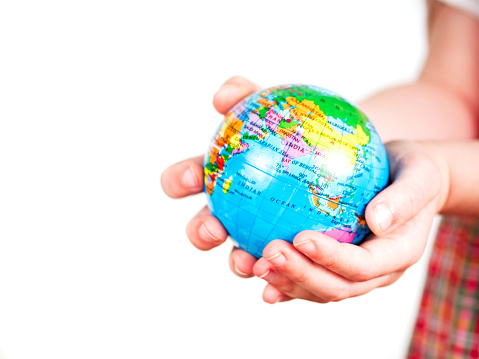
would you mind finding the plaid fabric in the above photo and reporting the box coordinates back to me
[408,216,479,359]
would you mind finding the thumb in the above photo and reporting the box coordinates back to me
[212,76,261,114]
[365,141,442,236]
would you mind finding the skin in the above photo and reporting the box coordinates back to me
[161,2,479,304]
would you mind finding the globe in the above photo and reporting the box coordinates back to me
[204,84,389,258]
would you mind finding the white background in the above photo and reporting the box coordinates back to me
[0,0,435,358]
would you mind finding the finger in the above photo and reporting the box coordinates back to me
[293,231,375,281]
[262,239,403,301]
[262,284,293,304]
[254,257,326,303]
[185,206,228,251]
[293,202,435,282]
[213,76,261,114]
[161,155,204,198]
[229,247,257,278]
[366,141,442,236]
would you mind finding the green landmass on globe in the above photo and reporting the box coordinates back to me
[204,84,389,258]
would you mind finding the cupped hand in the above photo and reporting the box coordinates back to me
[161,76,261,277]
[162,80,447,304]
[250,141,447,304]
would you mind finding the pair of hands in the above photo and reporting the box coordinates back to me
[161,76,448,304]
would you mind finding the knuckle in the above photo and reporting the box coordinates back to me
[318,254,338,270]
[329,295,345,303]
[279,281,297,295]
[262,240,284,258]
[398,148,424,167]
[397,152,441,212]
[381,272,402,287]
[389,180,422,223]
[185,221,195,242]
[289,268,309,284]
[404,182,424,212]
[331,287,351,302]
[327,287,351,302]
[404,248,422,268]
[185,221,212,251]
[160,171,178,198]
[225,75,245,85]
[350,265,375,282]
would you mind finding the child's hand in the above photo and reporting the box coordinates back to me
[162,78,451,304]
[249,141,447,303]
[161,76,262,277]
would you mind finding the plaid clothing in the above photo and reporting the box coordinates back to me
[408,216,479,359]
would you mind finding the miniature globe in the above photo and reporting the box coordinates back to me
[204,84,389,258]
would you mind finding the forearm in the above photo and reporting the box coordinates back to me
[358,2,479,144]
[360,81,478,143]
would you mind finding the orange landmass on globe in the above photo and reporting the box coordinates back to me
[258,98,273,108]
[307,183,330,215]
[277,124,300,139]
[205,112,246,194]
[286,98,327,122]
[311,195,329,215]
[355,214,366,227]
[326,196,341,210]
[308,183,320,195]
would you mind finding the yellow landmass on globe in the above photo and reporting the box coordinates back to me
[302,111,369,167]
[282,97,371,170]
[218,112,244,144]
[229,133,242,150]
[204,167,215,195]
[209,112,245,166]
[223,176,233,194]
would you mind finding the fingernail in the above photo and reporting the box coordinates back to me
[375,203,393,233]
[221,83,242,94]
[270,294,288,304]
[265,252,286,266]
[182,167,199,188]
[199,223,222,243]
[234,264,248,276]
[294,239,316,254]
[258,269,275,282]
